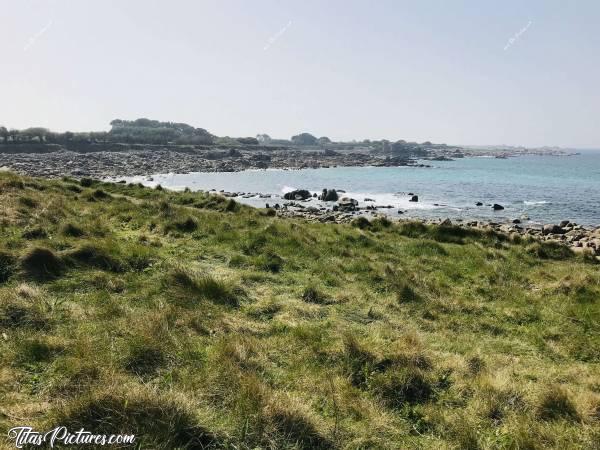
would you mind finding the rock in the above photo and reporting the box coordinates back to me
[492,204,504,210]
[283,189,311,200]
[512,219,521,224]
[409,195,419,202]
[440,218,452,226]
[542,224,565,235]
[398,210,404,214]
[338,197,358,206]
[475,202,483,206]
[319,189,339,201]
[364,198,375,202]
[338,197,358,211]
[559,220,570,228]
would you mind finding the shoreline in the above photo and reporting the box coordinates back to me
[0,145,576,179]
[142,184,600,258]
[1,148,597,256]
[248,195,600,257]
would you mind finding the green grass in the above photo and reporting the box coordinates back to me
[0,171,599,449]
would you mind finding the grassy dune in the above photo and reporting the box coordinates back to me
[0,172,598,449]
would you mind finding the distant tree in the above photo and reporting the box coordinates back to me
[23,127,49,143]
[108,118,214,145]
[8,129,19,143]
[0,126,7,143]
[291,132,318,146]
[317,136,331,145]
[381,140,391,152]
[256,134,271,144]
[45,131,58,143]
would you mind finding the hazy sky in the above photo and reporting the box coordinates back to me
[1,0,599,147]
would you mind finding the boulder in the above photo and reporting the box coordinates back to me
[559,220,570,228]
[440,218,452,226]
[409,195,419,202]
[283,189,311,200]
[475,202,483,206]
[318,189,339,201]
[542,224,566,235]
[338,197,358,206]
[512,219,521,224]
[492,204,504,210]
[338,197,358,211]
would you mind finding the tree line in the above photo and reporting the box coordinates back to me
[0,120,449,155]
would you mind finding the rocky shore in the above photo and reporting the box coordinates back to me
[1,146,595,258]
[0,147,429,178]
[205,188,600,258]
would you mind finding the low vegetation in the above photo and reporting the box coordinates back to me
[0,171,598,449]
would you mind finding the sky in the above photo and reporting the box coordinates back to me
[1,0,599,147]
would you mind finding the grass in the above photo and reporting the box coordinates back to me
[19,247,64,281]
[0,171,598,449]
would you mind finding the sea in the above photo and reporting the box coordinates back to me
[125,150,600,227]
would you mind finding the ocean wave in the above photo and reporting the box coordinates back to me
[524,200,550,205]
[342,191,439,210]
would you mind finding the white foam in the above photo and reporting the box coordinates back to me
[524,200,549,205]
[341,191,439,210]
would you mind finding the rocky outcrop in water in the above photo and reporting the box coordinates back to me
[283,189,311,200]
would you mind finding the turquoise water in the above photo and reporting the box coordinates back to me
[128,151,600,226]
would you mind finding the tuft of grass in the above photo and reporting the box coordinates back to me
[18,196,38,208]
[166,216,198,233]
[537,385,580,421]
[64,184,82,193]
[66,244,123,272]
[60,222,86,237]
[254,251,284,273]
[352,216,371,229]
[368,366,434,408]
[16,338,62,365]
[0,299,49,330]
[0,250,16,283]
[301,285,331,305]
[225,198,238,212]
[21,226,48,240]
[167,266,240,307]
[526,241,573,260]
[342,333,377,387]
[54,391,222,449]
[263,400,334,449]
[19,247,64,281]
[124,341,167,377]
[466,355,486,375]
[397,284,421,303]
[91,189,111,200]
